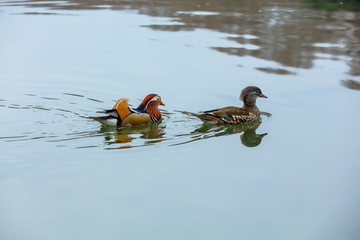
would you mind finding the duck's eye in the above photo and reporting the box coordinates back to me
[255,90,260,94]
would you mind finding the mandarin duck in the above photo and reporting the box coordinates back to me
[196,86,267,124]
[98,94,165,127]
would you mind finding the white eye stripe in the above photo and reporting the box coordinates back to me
[144,96,160,110]
[151,96,160,101]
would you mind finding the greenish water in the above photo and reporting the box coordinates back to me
[302,0,360,12]
[1,0,360,239]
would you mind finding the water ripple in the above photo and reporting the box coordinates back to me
[0,93,270,150]
[95,112,269,150]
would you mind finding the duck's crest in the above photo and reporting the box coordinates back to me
[136,93,157,111]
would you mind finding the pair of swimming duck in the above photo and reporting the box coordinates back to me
[100,86,267,127]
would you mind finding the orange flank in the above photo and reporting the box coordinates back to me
[121,113,153,126]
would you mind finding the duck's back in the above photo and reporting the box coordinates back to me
[199,106,260,124]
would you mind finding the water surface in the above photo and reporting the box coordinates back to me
[0,0,360,239]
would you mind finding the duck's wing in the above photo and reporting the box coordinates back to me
[112,98,132,121]
[199,106,254,124]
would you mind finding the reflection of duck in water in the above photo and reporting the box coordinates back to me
[96,94,165,126]
[192,118,268,147]
[240,128,267,147]
[195,86,267,124]
[98,122,166,148]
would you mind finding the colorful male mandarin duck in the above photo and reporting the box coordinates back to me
[196,86,267,124]
[101,94,165,126]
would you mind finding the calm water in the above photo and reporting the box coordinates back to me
[1,0,360,239]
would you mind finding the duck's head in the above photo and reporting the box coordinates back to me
[240,86,267,107]
[137,94,165,111]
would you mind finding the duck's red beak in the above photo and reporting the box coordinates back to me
[160,101,165,106]
[260,93,268,98]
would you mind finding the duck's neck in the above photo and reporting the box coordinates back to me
[244,94,258,106]
[243,97,260,116]
[146,103,161,120]
[243,103,259,111]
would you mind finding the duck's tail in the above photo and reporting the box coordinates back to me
[176,110,224,124]
[96,98,132,122]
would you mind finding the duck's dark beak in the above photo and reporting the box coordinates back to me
[260,93,268,98]
[160,101,165,106]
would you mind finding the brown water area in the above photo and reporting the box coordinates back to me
[4,0,360,77]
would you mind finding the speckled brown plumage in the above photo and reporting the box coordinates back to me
[196,86,267,124]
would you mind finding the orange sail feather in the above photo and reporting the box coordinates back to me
[112,98,131,121]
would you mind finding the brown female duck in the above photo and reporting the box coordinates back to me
[196,86,267,124]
